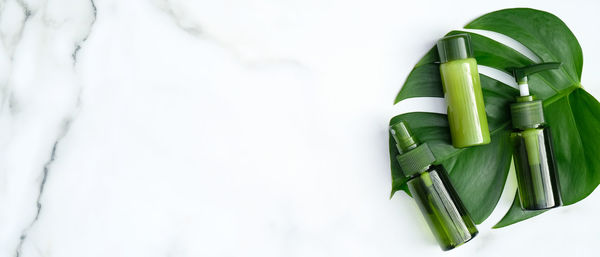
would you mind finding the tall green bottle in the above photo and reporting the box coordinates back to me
[391,121,478,251]
[437,34,490,148]
[508,63,562,210]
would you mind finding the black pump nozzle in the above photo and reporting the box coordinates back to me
[509,62,561,84]
[508,62,561,97]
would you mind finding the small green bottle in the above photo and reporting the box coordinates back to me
[508,63,562,210]
[437,34,490,148]
[391,121,478,251]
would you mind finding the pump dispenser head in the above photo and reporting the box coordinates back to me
[509,62,561,96]
[508,62,561,129]
[390,121,436,177]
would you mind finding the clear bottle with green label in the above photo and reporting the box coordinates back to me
[509,63,562,210]
[391,121,477,251]
[437,34,490,148]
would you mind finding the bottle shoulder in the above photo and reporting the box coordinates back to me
[440,57,477,66]
[511,124,548,133]
[406,164,447,181]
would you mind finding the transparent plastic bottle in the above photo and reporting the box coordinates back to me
[437,33,490,148]
[511,125,561,210]
[391,121,478,250]
[508,63,563,210]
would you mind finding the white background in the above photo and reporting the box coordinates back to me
[1,0,599,256]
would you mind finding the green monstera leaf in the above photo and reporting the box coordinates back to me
[390,8,600,227]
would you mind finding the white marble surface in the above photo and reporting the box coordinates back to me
[0,0,599,256]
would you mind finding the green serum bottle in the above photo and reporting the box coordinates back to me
[509,63,562,210]
[437,34,490,148]
[391,121,478,251]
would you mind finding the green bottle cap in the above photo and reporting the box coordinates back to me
[390,121,436,177]
[437,34,474,63]
[511,96,545,129]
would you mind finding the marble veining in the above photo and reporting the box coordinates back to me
[1,0,97,255]
[8,0,97,255]
[0,1,599,257]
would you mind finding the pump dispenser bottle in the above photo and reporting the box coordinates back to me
[391,121,477,251]
[437,34,490,148]
[508,62,562,210]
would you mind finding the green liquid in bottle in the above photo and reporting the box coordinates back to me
[407,167,478,251]
[511,126,562,210]
[439,58,490,148]
[391,120,478,250]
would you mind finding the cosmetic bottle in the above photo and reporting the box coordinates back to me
[437,34,490,148]
[508,62,563,210]
[391,121,478,251]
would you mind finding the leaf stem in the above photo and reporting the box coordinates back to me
[543,84,580,107]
